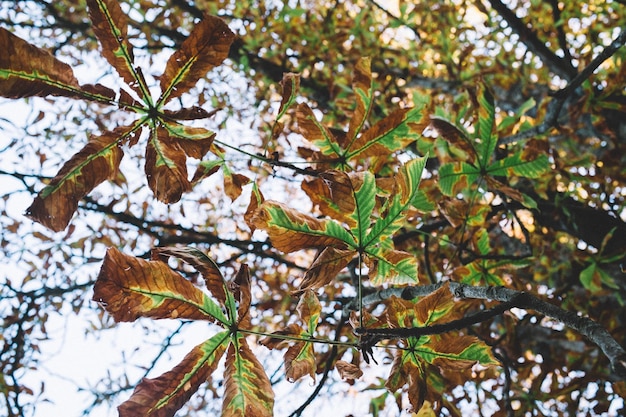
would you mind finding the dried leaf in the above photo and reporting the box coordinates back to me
[151,246,227,306]
[159,14,235,104]
[284,342,316,382]
[299,247,354,292]
[118,331,230,417]
[0,27,113,102]
[87,0,149,99]
[252,201,353,252]
[145,127,191,203]
[26,126,126,231]
[93,247,229,325]
[335,360,363,380]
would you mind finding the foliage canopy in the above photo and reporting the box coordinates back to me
[1,0,626,416]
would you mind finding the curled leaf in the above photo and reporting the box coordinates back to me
[335,360,363,380]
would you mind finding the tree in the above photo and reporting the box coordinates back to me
[1,0,625,416]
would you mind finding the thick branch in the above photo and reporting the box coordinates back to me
[487,0,577,80]
[360,282,626,378]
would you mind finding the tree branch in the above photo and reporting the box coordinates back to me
[486,0,577,80]
[359,282,626,378]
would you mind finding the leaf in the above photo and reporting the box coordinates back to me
[438,162,481,197]
[222,164,250,201]
[302,170,376,234]
[25,126,128,231]
[296,102,342,157]
[252,201,354,252]
[413,283,456,325]
[430,116,477,163]
[87,0,150,101]
[151,246,227,306]
[118,331,230,417]
[232,265,252,328]
[367,248,418,285]
[421,333,499,368]
[298,247,354,292]
[347,105,429,161]
[223,334,274,417]
[277,72,300,120]
[365,156,428,247]
[335,360,363,380]
[0,27,114,102]
[284,341,316,382]
[296,290,321,334]
[473,82,496,167]
[93,247,230,325]
[145,126,192,203]
[158,14,235,105]
[346,56,374,142]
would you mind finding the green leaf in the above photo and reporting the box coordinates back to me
[223,334,274,417]
[347,105,429,161]
[252,201,356,252]
[487,153,550,178]
[118,331,230,417]
[365,156,428,247]
[474,82,496,167]
[438,162,481,196]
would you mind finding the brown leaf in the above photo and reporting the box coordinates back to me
[26,127,125,231]
[296,290,321,331]
[347,56,373,141]
[93,247,224,323]
[430,116,476,163]
[0,27,104,100]
[151,246,227,305]
[118,333,229,417]
[87,0,147,98]
[284,342,316,382]
[302,170,366,227]
[278,72,300,117]
[244,184,264,233]
[159,14,235,104]
[259,324,303,350]
[232,265,252,328]
[429,333,481,371]
[145,127,191,203]
[251,201,348,253]
[296,103,337,149]
[299,247,354,292]
[335,360,363,380]
[224,172,250,201]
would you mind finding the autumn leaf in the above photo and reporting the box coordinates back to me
[26,125,130,231]
[93,247,230,325]
[335,360,363,380]
[296,57,429,168]
[0,26,115,102]
[2,1,235,230]
[118,331,230,417]
[437,81,549,198]
[223,334,274,417]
